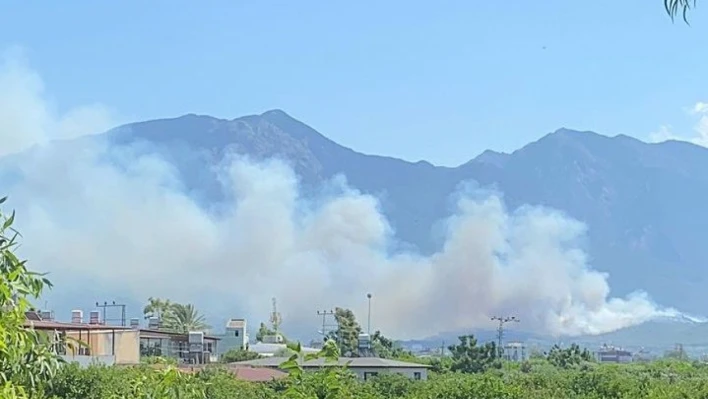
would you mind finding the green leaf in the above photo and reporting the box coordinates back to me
[2,211,14,230]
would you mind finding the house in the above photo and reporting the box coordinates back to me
[24,310,220,366]
[233,356,431,381]
[214,318,249,358]
[139,329,220,364]
[24,314,140,366]
[597,345,633,363]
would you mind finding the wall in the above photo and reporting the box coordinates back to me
[216,328,247,358]
[113,330,140,364]
[64,329,140,365]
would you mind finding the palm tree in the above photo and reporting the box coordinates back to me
[162,303,209,333]
[143,297,172,320]
[665,0,697,23]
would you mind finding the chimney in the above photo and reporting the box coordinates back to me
[71,310,83,324]
[89,310,100,325]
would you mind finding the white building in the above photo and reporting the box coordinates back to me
[249,334,319,357]
[214,319,249,358]
[597,345,632,363]
[233,356,430,381]
[503,342,527,362]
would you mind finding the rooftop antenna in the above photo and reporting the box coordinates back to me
[96,300,127,326]
[269,297,282,334]
[491,315,519,359]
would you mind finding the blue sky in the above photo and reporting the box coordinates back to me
[1,0,707,166]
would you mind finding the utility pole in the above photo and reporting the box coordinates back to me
[366,293,372,335]
[96,301,127,326]
[491,315,519,359]
[317,309,336,343]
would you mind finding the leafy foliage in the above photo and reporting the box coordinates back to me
[546,343,595,369]
[256,322,288,343]
[447,335,499,373]
[143,297,173,320]
[664,0,697,23]
[40,358,708,399]
[371,330,414,360]
[161,303,209,333]
[142,299,209,333]
[327,307,362,356]
[220,348,261,363]
[0,197,61,398]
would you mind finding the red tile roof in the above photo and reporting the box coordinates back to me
[233,366,287,382]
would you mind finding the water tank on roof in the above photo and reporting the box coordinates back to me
[358,333,371,349]
[147,317,160,329]
[71,310,83,324]
[89,310,100,325]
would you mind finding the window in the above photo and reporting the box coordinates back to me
[234,330,239,337]
[413,372,422,380]
[363,372,378,381]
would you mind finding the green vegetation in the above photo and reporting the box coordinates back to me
[256,322,288,342]
[220,348,261,363]
[0,197,61,399]
[33,350,708,399]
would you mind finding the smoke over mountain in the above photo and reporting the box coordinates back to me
[0,53,686,339]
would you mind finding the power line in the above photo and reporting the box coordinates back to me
[491,315,519,358]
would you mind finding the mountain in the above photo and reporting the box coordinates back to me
[20,109,708,321]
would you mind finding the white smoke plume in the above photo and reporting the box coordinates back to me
[0,53,686,340]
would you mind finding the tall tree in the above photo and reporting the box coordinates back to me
[371,330,411,359]
[328,307,362,356]
[448,335,498,374]
[142,297,173,321]
[546,343,594,368]
[256,322,274,342]
[161,303,209,333]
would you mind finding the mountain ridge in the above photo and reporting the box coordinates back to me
[96,110,708,319]
[6,109,708,336]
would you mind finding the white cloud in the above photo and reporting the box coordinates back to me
[692,102,708,115]
[649,102,708,147]
[0,52,686,340]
